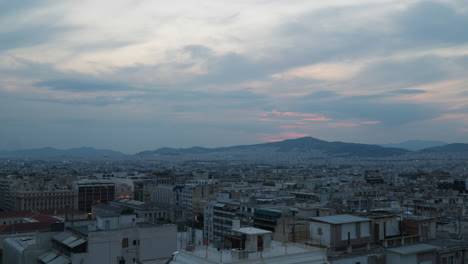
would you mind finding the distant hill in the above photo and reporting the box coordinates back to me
[380,140,447,151]
[0,147,124,158]
[4,138,465,161]
[138,136,410,159]
[421,143,468,153]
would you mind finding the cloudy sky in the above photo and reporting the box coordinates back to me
[1,0,467,153]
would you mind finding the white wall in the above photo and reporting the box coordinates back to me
[310,222,331,247]
[341,223,356,240]
[387,219,400,237]
[387,252,418,264]
[86,224,177,264]
[360,222,370,237]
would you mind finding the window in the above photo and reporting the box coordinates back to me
[448,256,455,264]
[122,238,128,248]
[133,240,137,246]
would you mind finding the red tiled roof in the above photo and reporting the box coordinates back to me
[0,211,36,218]
[0,209,87,219]
[37,209,87,216]
[30,215,60,223]
[0,222,51,234]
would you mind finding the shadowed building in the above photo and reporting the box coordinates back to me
[73,180,115,213]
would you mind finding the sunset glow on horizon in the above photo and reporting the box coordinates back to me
[0,0,467,152]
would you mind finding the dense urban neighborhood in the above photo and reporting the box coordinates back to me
[0,138,467,263]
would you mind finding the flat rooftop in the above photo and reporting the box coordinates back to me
[310,214,370,224]
[174,241,326,263]
[386,243,439,255]
[233,227,272,235]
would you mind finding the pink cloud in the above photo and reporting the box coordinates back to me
[326,122,360,128]
[302,117,332,121]
[258,132,310,142]
[258,118,283,122]
[259,110,326,118]
[271,110,319,118]
[257,110,331,123]
[433,113,467,121]
[264,138,284,142]
[280,132,310,138]
[360,121,381,125]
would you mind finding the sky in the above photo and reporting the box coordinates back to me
[0,0,467,153]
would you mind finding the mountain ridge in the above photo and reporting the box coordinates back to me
[1,137,466,159]
[421,143,468,153]
[137,136,410,158]
[379,140,447,151]
[0,146,125,158]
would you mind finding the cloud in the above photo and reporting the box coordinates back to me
[258,132,310,142]
[266,110,327,118]
[0,25,76,51]
[350,56,453,89]
[397,1,468,45]
[1,0,468,151]
[0,1,77,52]
[361,121,381,125]
[432,113,468,122]
[0,0,46,17]
[35,79,137,92]
[389,89,427,94]
[305,91,338,99]
[302,117,332,121]
[293,94,439,126]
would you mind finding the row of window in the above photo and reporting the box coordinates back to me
[16,192,75,197]
[144,212,167,219]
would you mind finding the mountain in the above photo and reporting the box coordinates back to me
[421,143,468,153]
[138,136,410,159]
[0,147,125,158]
[380,140,447,151]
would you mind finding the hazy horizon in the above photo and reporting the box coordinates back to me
[0,137,458,154]
[1,0,467,153]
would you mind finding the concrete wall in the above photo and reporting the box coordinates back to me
[387,251,436,264]
[310,222,331,247]
[330,222,371,250]
[86,224,177,264]
[418,251,436,264]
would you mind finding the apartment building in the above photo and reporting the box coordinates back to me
[73,180,115,213]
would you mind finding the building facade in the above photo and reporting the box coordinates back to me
[74,180,115,213]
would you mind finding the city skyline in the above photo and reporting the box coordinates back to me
[1,0,467,153]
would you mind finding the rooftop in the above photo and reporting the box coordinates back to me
[0,222,52,234]
[53,232,87,249]
[386,243,440,255]
[233,227,272,235]
[310,214,371,224]
[5,236,37,249]
[38,251,71,264]
[172,241,327,264]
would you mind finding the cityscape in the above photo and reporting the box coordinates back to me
[0,137,467,263]
[1,0,468,263]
